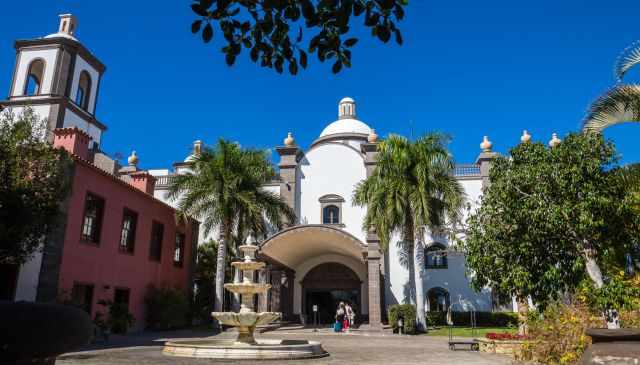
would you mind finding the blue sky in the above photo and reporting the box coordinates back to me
[1,0,639,168]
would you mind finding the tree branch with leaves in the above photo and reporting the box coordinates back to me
[190,0,407,74]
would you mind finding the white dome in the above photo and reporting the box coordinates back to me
[320,118,372,137]
[319,97,373,137]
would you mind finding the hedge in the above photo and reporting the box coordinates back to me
[145,286,190,330]
[0,301,92,364]
[388,304,417,334]
[426,311,518,327]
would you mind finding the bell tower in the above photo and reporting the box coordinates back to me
[1,14,107,148]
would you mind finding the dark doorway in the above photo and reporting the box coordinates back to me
[0,264,19,300]
[301,262,361,324]
[305,289,359,324]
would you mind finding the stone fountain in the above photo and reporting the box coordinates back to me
[163,239,328,360]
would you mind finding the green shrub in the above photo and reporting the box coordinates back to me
[145,285,190,330]
[519,302,602,365]
[97,300,135,334]
[425,311,518,327]
[388,304,417,334]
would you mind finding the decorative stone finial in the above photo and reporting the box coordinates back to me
[548,133,561,148]
[367,129,378,143]
[338,97,356,119]
[193,140,202,156]
[480,136,493,152]
[520,130,531,143]
[127,151,138,166]
[284,132,295,146]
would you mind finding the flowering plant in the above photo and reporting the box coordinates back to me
[485,332,526,341]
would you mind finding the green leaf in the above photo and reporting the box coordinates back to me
[191,4,209,17]
[225,53,236,66]
[394,29,403,45]
[191,20,203,34]
[289,59,298,75]
[275,57,284,73]
[299,49,308,69]
[377,26,391,43]
[202,23,214,43]
[332,60,342,73]
[250,46,260,62]
[200,0,214,9]
[344,38,358,47]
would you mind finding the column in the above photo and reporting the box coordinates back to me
[270,270,283,314]
[276,136,301,224]
[367,233,383,330]
[258,269,268,312]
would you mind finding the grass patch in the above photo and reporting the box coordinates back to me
[425,326,517,337]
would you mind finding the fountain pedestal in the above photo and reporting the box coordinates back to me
[163,241,328,360]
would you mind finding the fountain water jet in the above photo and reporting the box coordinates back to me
[163,238,328,360]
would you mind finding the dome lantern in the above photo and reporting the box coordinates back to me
[338,97,356,119]
[318,97,372,138]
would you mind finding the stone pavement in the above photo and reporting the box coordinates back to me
[57,327,511,365]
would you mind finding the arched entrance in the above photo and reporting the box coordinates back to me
[302,263,361,324]
[259,225,369,323]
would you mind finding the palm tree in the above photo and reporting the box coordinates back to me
[353,133,464,331]
[583,42,640,132]
[168,139,295,315]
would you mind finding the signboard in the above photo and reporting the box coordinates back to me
[312,305,318,312]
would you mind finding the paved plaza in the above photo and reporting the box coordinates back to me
[57,327,511,365]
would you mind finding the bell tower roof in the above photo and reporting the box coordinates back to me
[44,14,79,41]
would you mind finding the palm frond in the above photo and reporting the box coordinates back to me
[615,41,640,81]
[582,85,640,133]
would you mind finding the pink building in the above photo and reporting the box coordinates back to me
[33,128,199,329]
[0,15,199,330]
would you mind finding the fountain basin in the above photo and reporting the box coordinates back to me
[224,282,271,294]
[231,261,266,270]
[212,311,280,328]
[163,338,328,360]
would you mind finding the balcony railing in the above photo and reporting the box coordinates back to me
[155,175,176,188]
[155,165,479,189]
[453,164,481,177]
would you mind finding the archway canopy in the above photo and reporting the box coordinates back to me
[260,225,366,269]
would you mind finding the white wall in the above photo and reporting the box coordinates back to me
[62,108,102,146]
[384,176,493,312]
[11,48,58,97]
[14,250,44,301]
[298,143,367,242]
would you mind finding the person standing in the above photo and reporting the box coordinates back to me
[335,302,346,333]
[345,302,355,330]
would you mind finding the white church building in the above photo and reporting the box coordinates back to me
[2,14,508,327]
[152,97,502,326]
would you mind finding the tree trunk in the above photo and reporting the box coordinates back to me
[516,298,529,336]
[583,247,604,289]
[232,267,241,312]
[413,238,426,332]
[214,224,229,313]
[583,243,620,328]
[408,244,416,305]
